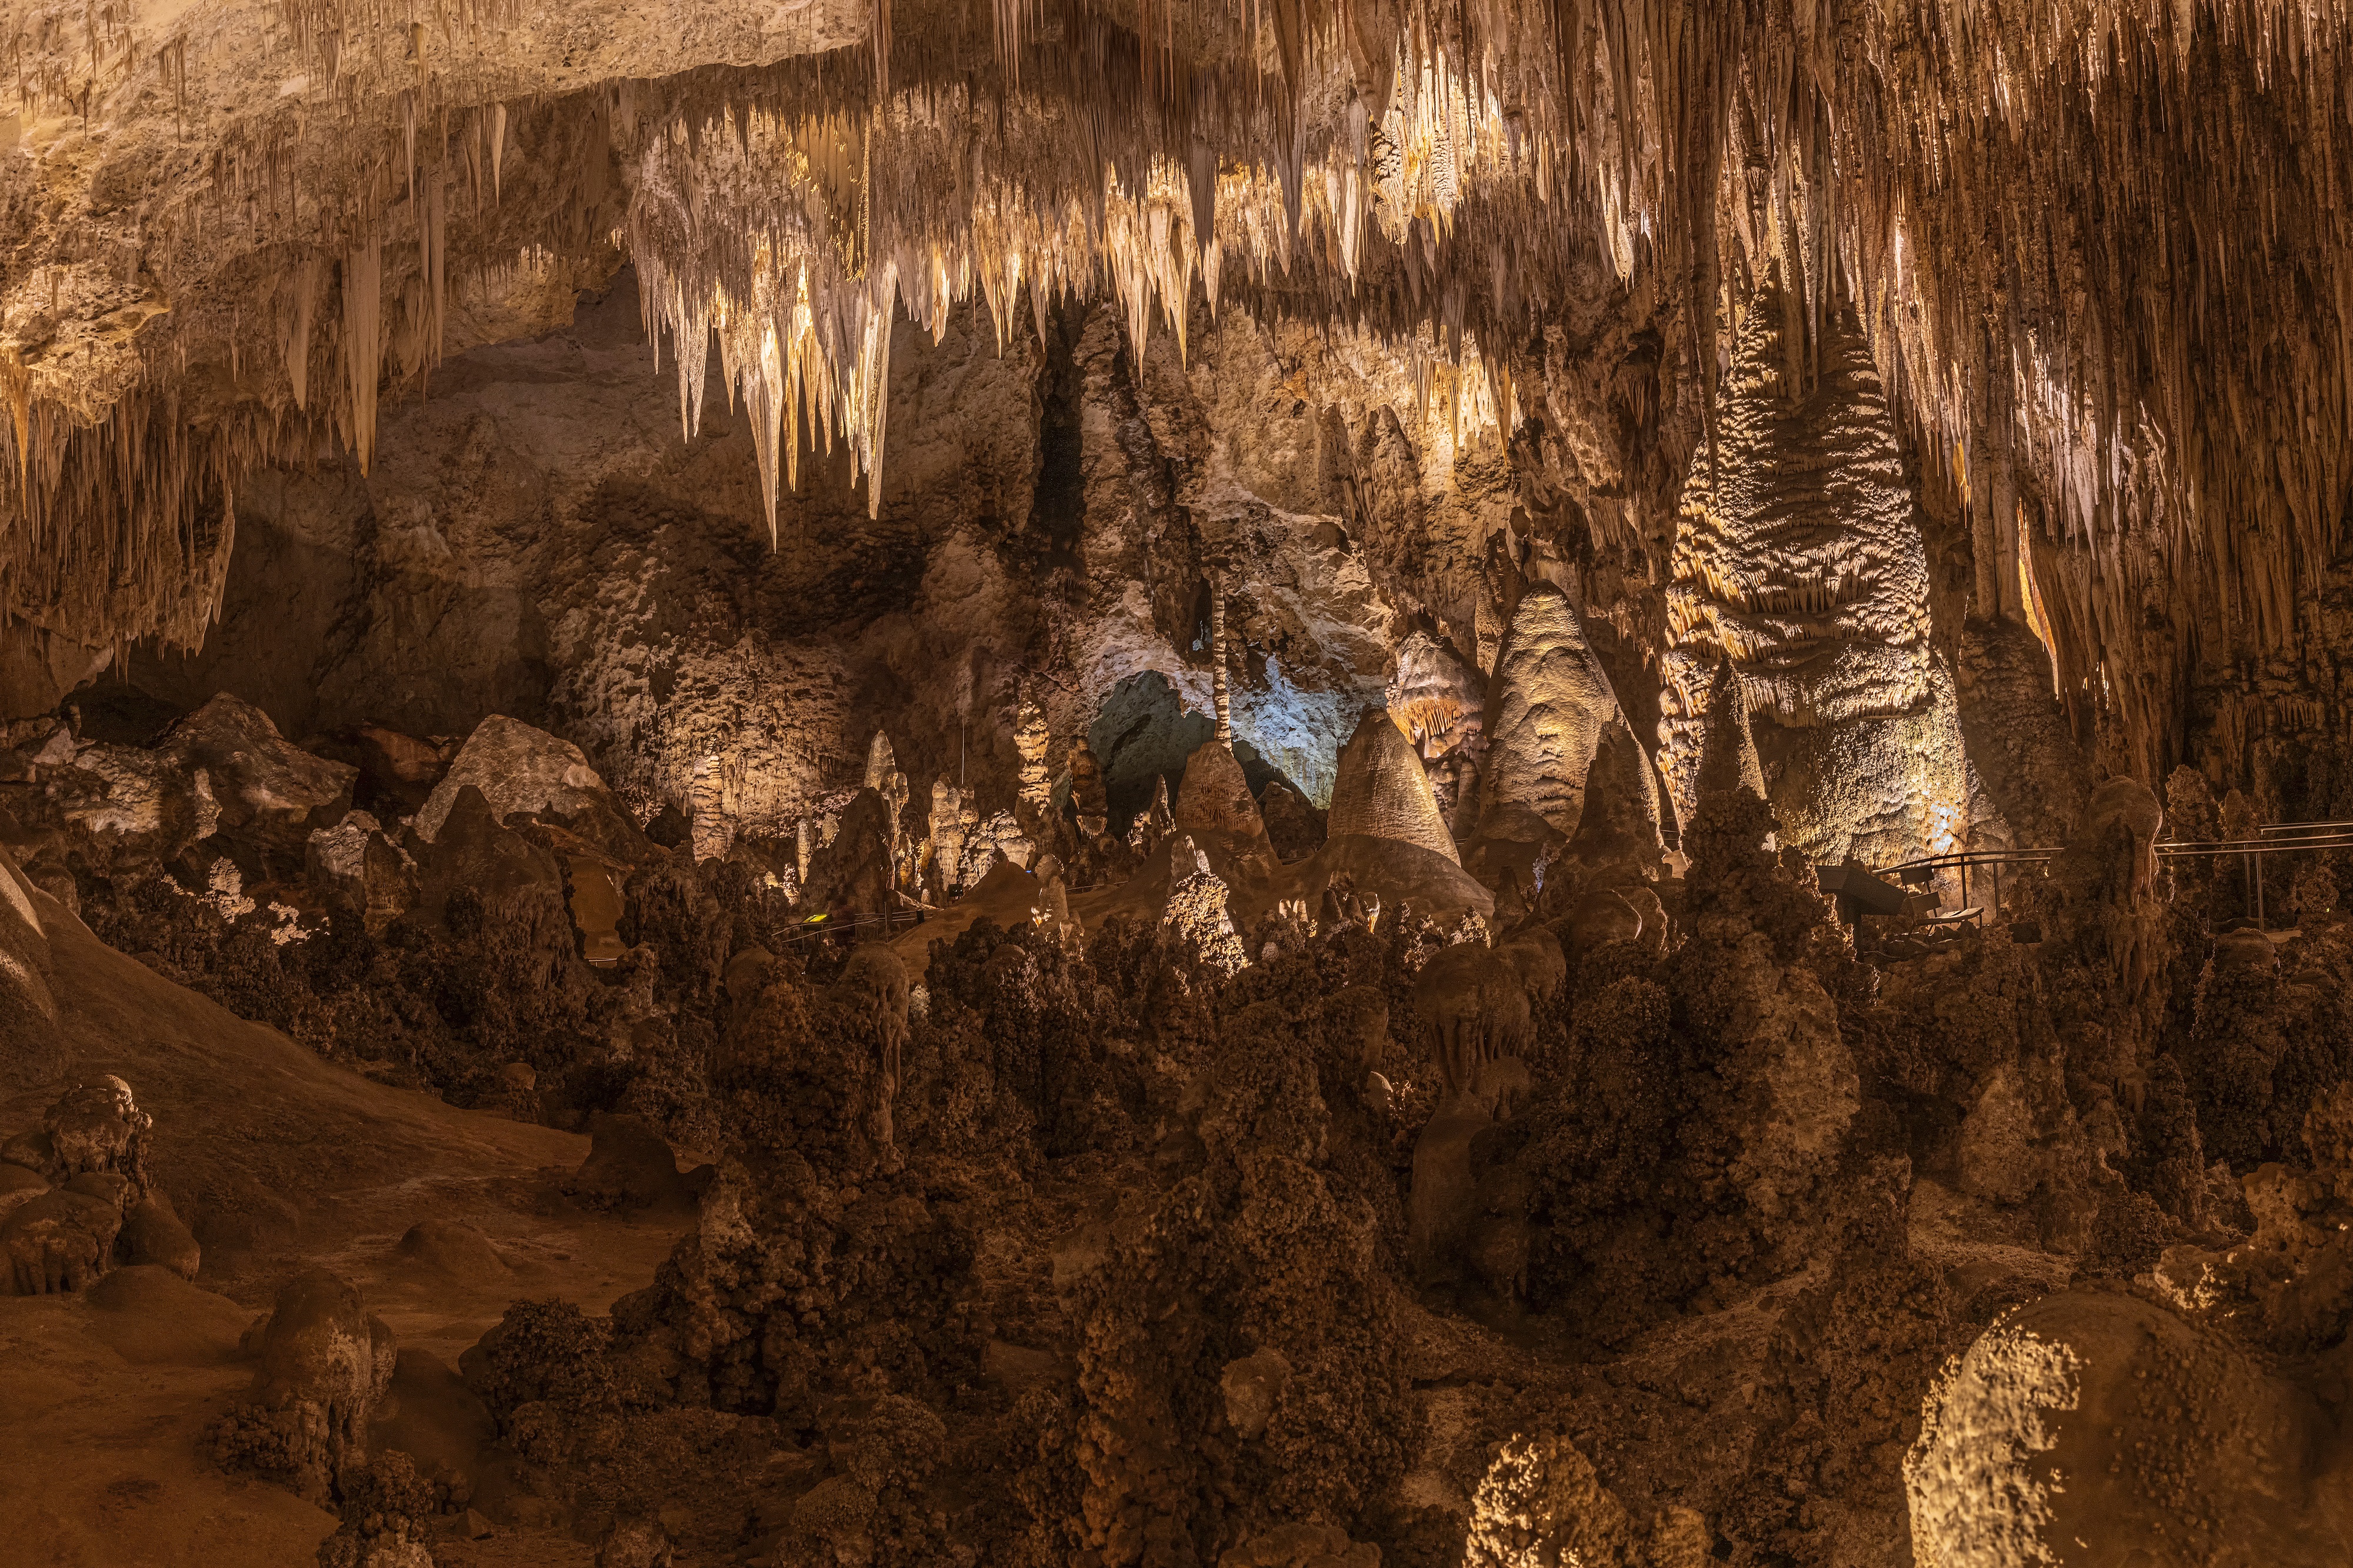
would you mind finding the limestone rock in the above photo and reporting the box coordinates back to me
[2,1186,122,1295]
[571,1113,690,1211]
[1465,1432,1639,1568]
[162,694,357,877]
[1326,709,1461,866]
[46,740,207,870]
[1218,1347,1292,1439]
[1164,860,1247,976]
[43,1075,152,1195]
[1659,271,1965,868]
[831,945,912,1163]
[0,840,56,1027]
[305,810,419,933]
[801,788,898,917]
[231,1269,399,1500]
[344,722,454,815]
[1068,737,1111,836]
[1220,1522,1379,1568]
[122,1195,203,1281]
[1691,656,1768,804]
[1907,1290,2351,1567]
[1564,718,1668,873]
[1414,942,1533,1097]
[0,1165,46,1222]
[1259,777,1326,862]
[596,1517,675,1568]
[415,715,634,858]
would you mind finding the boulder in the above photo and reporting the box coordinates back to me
[571,1113,691,1210]
[414,714,642,862]
[47,740,205,869]
[162,693,357,878]
[121,1194,202,1280]
[346,721,454,814]
[305,810,419,933]
[1908,1289,2351,1567]
[1,1185,121,1294]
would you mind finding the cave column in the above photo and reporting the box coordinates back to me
[1209,576,1232,744]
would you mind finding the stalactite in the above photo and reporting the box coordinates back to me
[1,0,2348,745]
[341,236,384,476]
[277,258,324,412]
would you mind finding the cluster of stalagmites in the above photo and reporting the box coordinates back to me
[12,635,2353,1564]
[0,1073,199,1295]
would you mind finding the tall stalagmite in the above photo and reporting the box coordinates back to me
[1661,271,1978,866]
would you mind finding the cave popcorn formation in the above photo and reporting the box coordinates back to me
[5,1,2353,1564]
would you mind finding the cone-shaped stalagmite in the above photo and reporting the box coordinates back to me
[1566,718,1668,872]
[1327,709,1461,866]
[1692,657,1768,805]
[1174,740,1271,856]
[1660,268,1974,865]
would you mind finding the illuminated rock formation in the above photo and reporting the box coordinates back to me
[1471,583,1634,878]
[6,6,2353,1566]
[1327,709,1460,868]
[1661,273,1972,867]
[1174,739,1273,860]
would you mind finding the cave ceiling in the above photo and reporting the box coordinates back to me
[3,0,2349,787]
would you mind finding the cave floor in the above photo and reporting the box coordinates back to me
[0,894,692,1568]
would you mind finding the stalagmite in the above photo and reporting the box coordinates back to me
[1661,268,1972,866]
[1474,583,1627,848]
[929,779,968,900]
[1173,740,1271,858]
[1688,658,1767,808]
[1327,708,1461,867]
[865,732,909,850]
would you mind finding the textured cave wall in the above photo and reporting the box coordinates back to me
[97,272,1524,842]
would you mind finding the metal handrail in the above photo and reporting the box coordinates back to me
[1871,818,2353,933]
[765,907,932,947]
